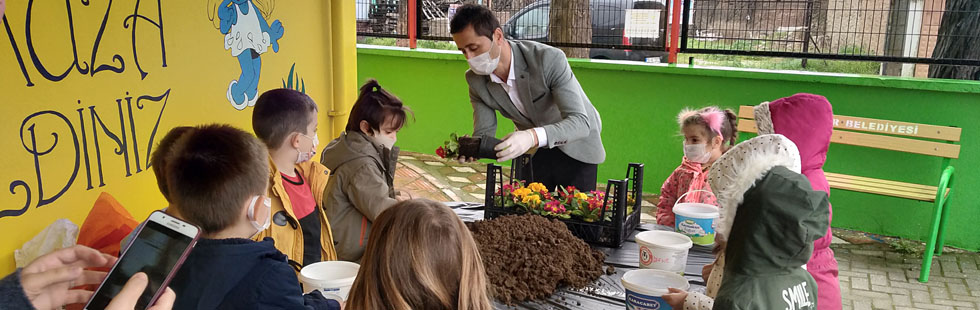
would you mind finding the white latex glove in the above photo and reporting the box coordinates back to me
[495,130,536,162]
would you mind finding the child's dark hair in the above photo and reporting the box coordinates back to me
[166,124,269,235]
[678,106,739,149]
[252,88,318,149]
[449,4,500,41]
[151,126,195,202]
[345,79,413,133]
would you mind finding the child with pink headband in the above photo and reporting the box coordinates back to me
[656,107,739,227]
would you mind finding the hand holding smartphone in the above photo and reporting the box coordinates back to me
[103,272,176,310]
[85,211,200,310]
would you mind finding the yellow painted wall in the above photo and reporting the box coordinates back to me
[0,0,355,274]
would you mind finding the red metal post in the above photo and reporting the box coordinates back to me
[668,0,682,63]
[408,0,418,49]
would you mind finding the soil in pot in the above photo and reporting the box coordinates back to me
[457,135,502,160]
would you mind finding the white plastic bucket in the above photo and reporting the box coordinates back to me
[299,261,361,299]
[672,190,719,246]
[635,231,693,275]
[622,269,691,310]
[673,203,719,246]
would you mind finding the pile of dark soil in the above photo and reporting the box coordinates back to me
[467,215,606,304]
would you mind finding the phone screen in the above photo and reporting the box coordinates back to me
[86,221,193,309]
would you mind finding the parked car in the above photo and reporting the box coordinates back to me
[502,0,668,62]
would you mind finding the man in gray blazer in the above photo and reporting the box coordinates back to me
[450,4,605,191]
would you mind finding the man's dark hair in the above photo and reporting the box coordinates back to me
[450,4,500,40]
[345,79,412,133]
[167,124,269,235]
[252,88,319,149]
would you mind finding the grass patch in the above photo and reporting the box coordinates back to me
[359,37,398,46]
[680,52,881,75]
[418,40,458,50]
[359,36,882,75]
[890,239,923,256]
[682,39,882,75]
[358,37,458,51]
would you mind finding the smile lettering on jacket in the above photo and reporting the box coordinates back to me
[781,281,812,310]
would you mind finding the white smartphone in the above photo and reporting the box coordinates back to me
[84,210,200,310]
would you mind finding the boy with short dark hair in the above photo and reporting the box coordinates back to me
[151,126,194,203]
[164,124,339,309]
[252,88,338,269]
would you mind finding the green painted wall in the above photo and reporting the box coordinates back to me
[356,46,980,251]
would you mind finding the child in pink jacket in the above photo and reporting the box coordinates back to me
[755,93,842,310]
[656,107,738,227]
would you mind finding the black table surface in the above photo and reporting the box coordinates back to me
[448,202,712,309]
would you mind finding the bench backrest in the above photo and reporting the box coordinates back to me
[736,106,962,159]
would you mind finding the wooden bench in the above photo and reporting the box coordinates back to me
[737,105,961,283]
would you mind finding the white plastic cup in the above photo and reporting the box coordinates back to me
[635,231,693,275]
[622,269,691,310]
[299,261,361,299]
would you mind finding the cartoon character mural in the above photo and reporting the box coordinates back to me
[212,0,284,110]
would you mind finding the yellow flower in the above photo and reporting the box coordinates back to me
[528,182,548,193]
[512,187,532,198]
[522,194,541,205]
[574,192,589,201]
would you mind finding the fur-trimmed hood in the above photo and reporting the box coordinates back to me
[708,134,802,241]
[713,166,828,310]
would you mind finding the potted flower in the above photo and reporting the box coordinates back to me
[542,200,570,219]
[436,133,461,159]
[483,162,644,248]
[436,133,501,160]
[495,184,622,222]
[584,191,615,222]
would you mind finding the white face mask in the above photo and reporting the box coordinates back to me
[247,195,272,239]
[467,37,500,76]
[295,133,319,163]
[372,130,396,150]
[684,143,713,164]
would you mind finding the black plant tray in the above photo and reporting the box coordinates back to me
[483,161,644,248]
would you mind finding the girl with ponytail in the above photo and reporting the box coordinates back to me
[320,79,416,262]
[655,106,738,227]
[656,106,739,310]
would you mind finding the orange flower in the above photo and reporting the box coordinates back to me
[527,182,548,193]
[512,187,532,198]
[522,194,542,206]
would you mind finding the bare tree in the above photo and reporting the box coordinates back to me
[928,0,980,80]
[549,0,592,58]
